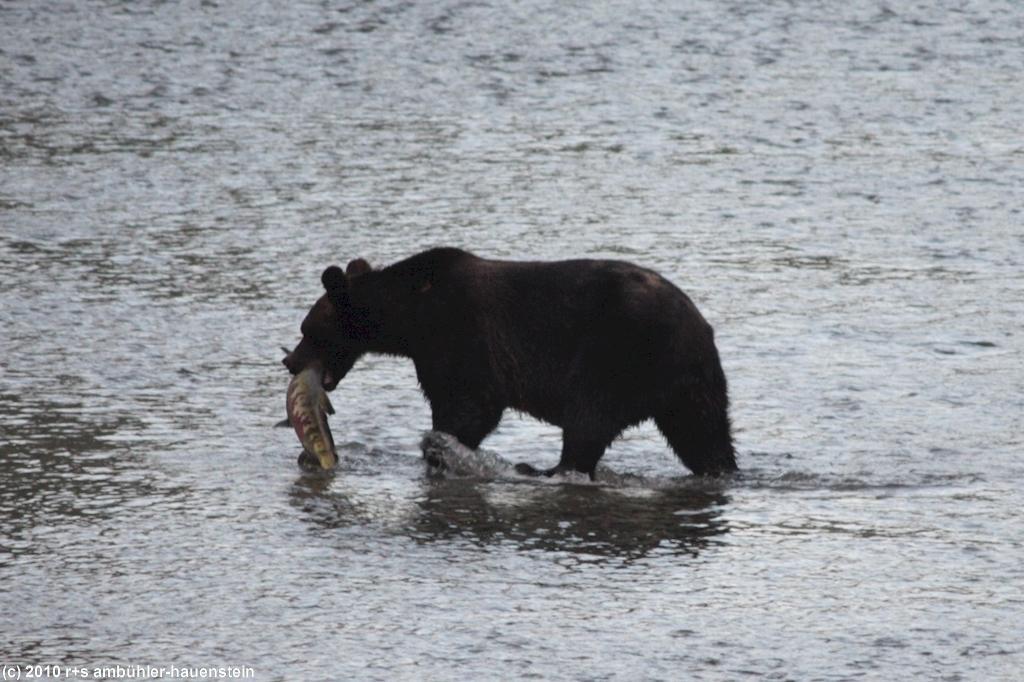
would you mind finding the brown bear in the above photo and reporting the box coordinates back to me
[282,247,736,479]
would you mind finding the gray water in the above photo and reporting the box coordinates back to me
[2,1,1023,679]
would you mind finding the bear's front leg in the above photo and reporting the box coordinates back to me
[430,397,503,451]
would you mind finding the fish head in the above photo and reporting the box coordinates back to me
[282,259,372,391]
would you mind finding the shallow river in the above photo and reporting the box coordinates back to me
[2,1,1022,680]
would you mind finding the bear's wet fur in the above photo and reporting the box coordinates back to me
[283,247,736,479]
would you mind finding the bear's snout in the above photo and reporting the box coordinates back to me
[282,353,297,374]
[282,337,327,379]
[282,344,306,375]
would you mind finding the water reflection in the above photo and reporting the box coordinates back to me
[287,453,730,562]
[409,479,729,561]
[288,470,371,528]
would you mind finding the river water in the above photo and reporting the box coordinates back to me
[2,1,1022,680]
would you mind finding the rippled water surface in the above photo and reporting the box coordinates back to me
[2,1,1023,679]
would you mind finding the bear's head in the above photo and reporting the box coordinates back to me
[282,258,373,391]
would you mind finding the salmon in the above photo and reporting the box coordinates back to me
[283,363,338,470]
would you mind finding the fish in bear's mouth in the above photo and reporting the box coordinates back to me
[282,361,338,470]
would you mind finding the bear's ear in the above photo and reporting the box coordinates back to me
[321,265,348,309]
[346,258,371,278]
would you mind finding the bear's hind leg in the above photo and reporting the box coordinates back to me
[558,432,616,480]
[514,431,616,481]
